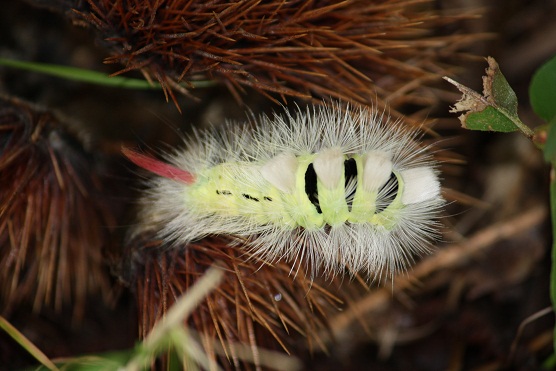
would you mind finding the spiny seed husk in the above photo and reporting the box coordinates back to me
[0,97,116,319]
[125,234,345,369]
[73,0,477,111]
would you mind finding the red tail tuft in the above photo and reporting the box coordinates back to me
[122,146,196,184]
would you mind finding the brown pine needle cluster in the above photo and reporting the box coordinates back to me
[73,0,475,110]
[0,97,116,319]
[124,234,346,369]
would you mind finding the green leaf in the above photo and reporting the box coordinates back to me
[530,54,556,122]
[487,57,519,116]
[443,57,534,137]
[464,105,520,132]
[543,353,556,370]
[543,118,556,163]
[531,55,556,364]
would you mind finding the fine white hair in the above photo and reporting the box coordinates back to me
[132,102,444,281]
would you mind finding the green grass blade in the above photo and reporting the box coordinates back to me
[0,57,159,89]
[0,315,59,370]
[0,57,215,89]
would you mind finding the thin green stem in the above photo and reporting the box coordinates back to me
[498,106,535,138]
[550,167,556,355]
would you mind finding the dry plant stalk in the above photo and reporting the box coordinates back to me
[124,234,346,369]
[73,0,475,111]
[324,203,548,341]
[0,97,115,319]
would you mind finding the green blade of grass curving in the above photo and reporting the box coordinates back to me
[0,316,59,370]
[0,57,214,89]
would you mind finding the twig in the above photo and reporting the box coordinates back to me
[326,204,548,340]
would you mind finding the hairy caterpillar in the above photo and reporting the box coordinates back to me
[126,103,444,279]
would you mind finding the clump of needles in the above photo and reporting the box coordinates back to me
[124,234,346,369]
[74,0,474,111]
[0,97,116,320]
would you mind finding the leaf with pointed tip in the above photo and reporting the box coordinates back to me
[485,56,519,115]
[444,57,533,137]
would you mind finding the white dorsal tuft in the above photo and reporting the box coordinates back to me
[313,147,344,189]
[260,152,298,193]
[400,166,441,205]
[362,151,393,192]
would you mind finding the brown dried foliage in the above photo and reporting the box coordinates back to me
[126,235,346,369]
[0,97,115,319]
[74,0,473,111]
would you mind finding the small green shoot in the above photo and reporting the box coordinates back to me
[445,55,556,366]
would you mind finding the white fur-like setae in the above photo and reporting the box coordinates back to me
[131,103,444,280]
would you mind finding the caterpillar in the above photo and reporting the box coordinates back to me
[125,103,444,280]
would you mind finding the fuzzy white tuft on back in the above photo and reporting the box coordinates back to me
[362,151,393,192]
[313,147,344,189]
[260,152,298,193]
[400,167,441,205]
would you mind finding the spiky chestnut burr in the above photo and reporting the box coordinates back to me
[72,0,475,111]
[0,96,116,319]
[123,234,345,370]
